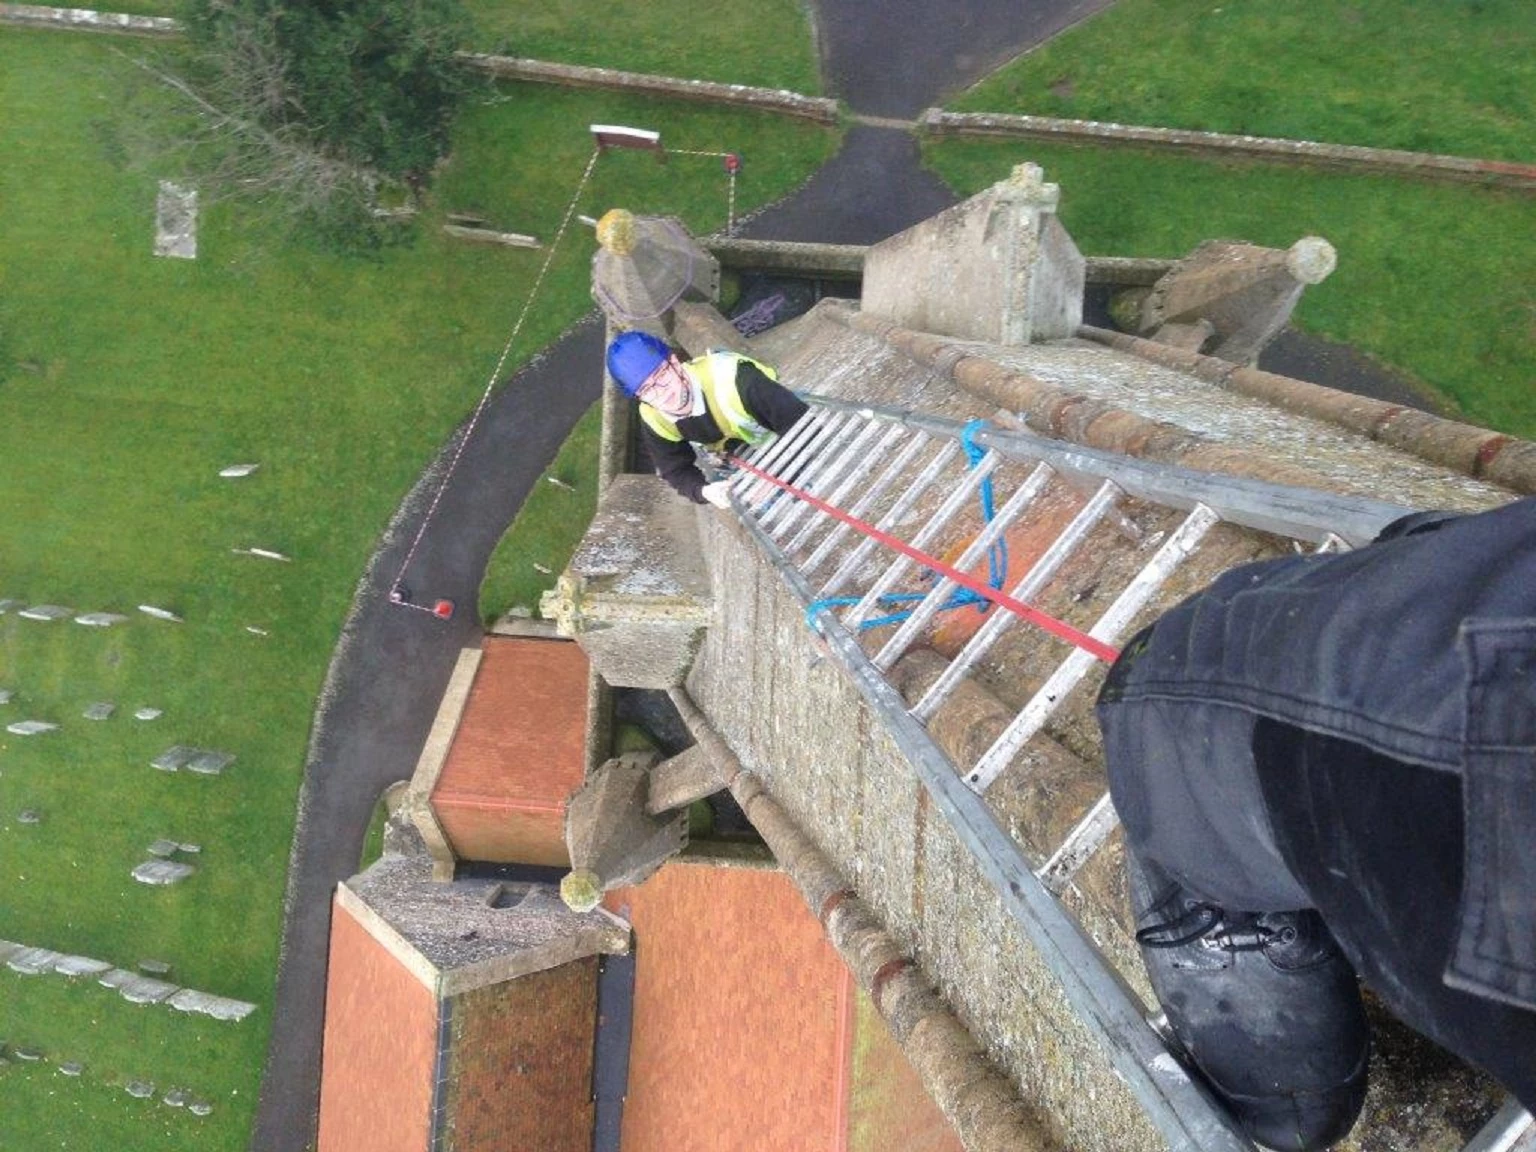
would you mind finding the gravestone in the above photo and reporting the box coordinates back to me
[54,955,112,978]
[18,605,71,621]
[163,1087,188,1107]
[13,1047,43,1062]
[0,689,13,704]
[146,839,180,858]
[178,843,201,854]
[7,721,56,736]
[125,1080,155,1099]
[151,747,195,772]
[219,464,259,478]
[189,1101,213,1117]
[75,612,129,628]
[166,989,256,1021]
[7,947,60,974]
[133,708,162,721]
[139,959,172,976]
[186,751,233,776]
[58,1062,83,1077]
[83,702,115,721]
[17,810,42,825]
[154,181,197,260]
[118,974,178,1004]
[0,599,22,614]
[131,860,194,886]
[137,605,183,623]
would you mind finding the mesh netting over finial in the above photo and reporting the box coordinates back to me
[592,210,700,322]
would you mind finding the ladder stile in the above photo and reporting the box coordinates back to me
[843,452,1002,630]
[803,429,934,577]
[872,462,1055,672]
[967,502,1223,793]
[764,414,884,539]
[785,422,910,555]
[817,440,964,597]
[912,479,1122,722]
[1036,791,1121,895]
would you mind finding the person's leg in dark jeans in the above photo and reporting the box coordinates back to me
[1254,721,1536,1110]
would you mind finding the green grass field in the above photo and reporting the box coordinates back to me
[953,0,1536,162]
[0,22,831,1149]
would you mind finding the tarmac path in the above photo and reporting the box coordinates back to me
[250,3,1438,1147]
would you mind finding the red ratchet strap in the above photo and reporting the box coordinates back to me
[730,456,1121,664]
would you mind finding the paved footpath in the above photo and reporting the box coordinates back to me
[251,2,1436,1146]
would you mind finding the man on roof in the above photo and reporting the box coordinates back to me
[606,330,808,508]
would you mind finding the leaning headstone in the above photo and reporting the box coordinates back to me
[13,1047,43,1062]
[138,959,172,976]
[131,860,194,886]
[83,702,115,721]
[219,463,259,478]
[146,839,180,858]
[150,746,195,772]
[125,1080,155,1099]
[133,707,162,721]
[188,1101,213,1117]
[18,605,71,621]
[117,974,179,1005]
[74,612,129,628]
[163,1088,188,1108]
[7,721,57,736]
[58,1061,84,1077]
[154,181,198,260]
[137,605,183,623]
[186,751,233,776]
[166,989,257,1022]
[7,947,61,975]
[53,955,112,978]
[17,810,42,825]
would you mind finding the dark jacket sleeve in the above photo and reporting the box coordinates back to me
[641,422,708,503]
[736,362,809,435]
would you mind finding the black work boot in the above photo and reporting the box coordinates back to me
[1127,847,1370,1151]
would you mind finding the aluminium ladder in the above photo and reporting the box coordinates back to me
[720,394,1534,1152]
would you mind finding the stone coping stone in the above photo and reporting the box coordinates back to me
[7,720,57,736]
[131,860,194,885]
[166,989,257,1021]
[18,605,71,621]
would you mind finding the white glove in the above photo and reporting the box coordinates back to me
[701,481,732,509]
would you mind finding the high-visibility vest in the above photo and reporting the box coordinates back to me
[638,352,777,448]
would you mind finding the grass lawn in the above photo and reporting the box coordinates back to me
[952,0,1536,163]
[461,0,822,93]
[0,24,834,1150]
[925,139,1536,438]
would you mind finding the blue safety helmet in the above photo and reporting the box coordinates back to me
[606,331,672,398]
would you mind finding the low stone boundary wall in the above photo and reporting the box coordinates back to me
[920,109,1536,193]
[0,2,178,34]
[457,53,839,125]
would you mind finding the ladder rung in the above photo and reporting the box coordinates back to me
[803,429,934,577]
[967,503,1222,793]
[911,479,1122,721]
[785,422,910,556]
[817,440,963,597]
[758,410,862,533]
[844,452,1001,630]
[743,410,850,512]
[1036,792,1120,895]
[763,415,884,539]
[733,407,818,485]
[872,463,1055,672]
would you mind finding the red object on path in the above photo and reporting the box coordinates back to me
[433,600,455,619]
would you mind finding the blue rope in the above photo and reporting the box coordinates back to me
[804,421,1011,635]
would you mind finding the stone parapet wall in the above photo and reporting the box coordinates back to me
[1079,324,1536,496]
[457,53,839,124]
[920,109,1536,192]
